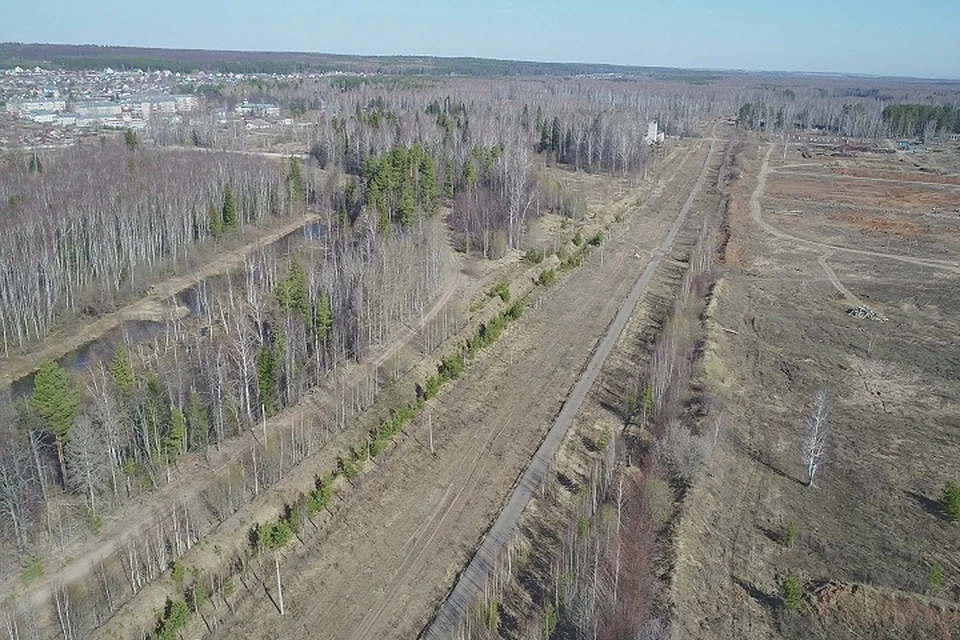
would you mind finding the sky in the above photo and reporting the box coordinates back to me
[3,0,960,79]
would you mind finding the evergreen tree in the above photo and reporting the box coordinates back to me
[287,156,305,206]
[313,292,333,341]
[419,155,440,214]
[165,408,186,458]
[257,345,279,417]
[209,202,224,238]
[124,128,139,150]
[143,376,173,462]
[31,359,81,483]
[551,117,562,154]
[398,180,416,227]
[443,165,456,199]
[27,152,42,174]
[185,391,211,450]
[462,157,478,191]
[110,347,136,398]
[222,184,238,229]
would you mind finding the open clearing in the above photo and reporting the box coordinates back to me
[671,136,960,639]
[200,136,716,640]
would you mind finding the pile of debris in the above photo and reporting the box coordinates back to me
[847,305,888,322]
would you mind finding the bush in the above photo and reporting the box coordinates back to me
[589,232,604,246]
[171,560,185,587]
[155,599,191,640]
[538,268,556,287]
[573,230,584,246]
[942,481,960,522]
[643,475,674,527]
[784,522,799,548]
[781,573,804,611]
[488,282,510,303]
[20,557,43,585]
[927,565,944,593]
[524,248,544,265]
[653,421,712,486]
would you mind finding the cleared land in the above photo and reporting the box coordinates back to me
[671,136,960,639]
[200,137,716,640]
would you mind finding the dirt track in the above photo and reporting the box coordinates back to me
[424,123,720,639]
[207,137,716,640]
[4,218,462,625]
[670,137,960,639]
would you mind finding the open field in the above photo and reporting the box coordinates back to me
[671,134,960,639]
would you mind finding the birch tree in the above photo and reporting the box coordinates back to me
[804,388,829,487]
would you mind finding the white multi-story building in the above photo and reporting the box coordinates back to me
[644,120,665,145]
[6,99,67,116]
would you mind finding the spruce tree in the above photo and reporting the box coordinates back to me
[222,184,238,229]
[31,359,81,483]
[209,202,224,238]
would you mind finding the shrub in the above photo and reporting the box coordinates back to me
[155,599,191,640]
[488,282,510,303]
[20,557,43,585]
[590,232,604,246]
[573,230,584,246]
[781,573,804,611]
[942,481,960,523]
[653,421,712,486]
[171,560,185,587]
[504,300,524,320]
[784,521,799,548]
[927,565,944,593]
[524,248,544,265]
[538,268,556,287]
[643,475,674,527]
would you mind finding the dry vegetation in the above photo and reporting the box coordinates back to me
[671,133,960,639]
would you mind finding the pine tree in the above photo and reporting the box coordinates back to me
[313,292,333,340]
[110,347,136,397]
[419,154,440,214]
[185,391,211,450]
[222,184,238,229]
[209,202,224,238]
[165,408,186,458]
[257,345,278,417]
[31,359,81,484]
[287,156,305,206]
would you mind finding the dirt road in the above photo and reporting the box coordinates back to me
[208,135,718,640]
[751,146,960,273]
[423,125,720,639]
[5,228,461,625]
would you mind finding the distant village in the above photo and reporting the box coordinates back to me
[0,65,292,150]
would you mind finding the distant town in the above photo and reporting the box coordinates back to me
[0,65,306,150]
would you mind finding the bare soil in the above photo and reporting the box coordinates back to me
[670,136,960,639]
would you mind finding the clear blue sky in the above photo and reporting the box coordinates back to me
[4,0,959,79]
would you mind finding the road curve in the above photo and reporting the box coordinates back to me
[421,126,720,639]
[751,145,960,274]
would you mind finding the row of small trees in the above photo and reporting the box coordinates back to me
[0,214,448,566]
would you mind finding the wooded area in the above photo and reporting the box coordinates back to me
[1,69,958,639]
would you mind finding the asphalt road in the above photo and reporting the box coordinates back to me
[422,127,719,639]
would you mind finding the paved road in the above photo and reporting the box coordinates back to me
[422,127,720,639]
